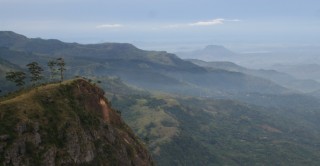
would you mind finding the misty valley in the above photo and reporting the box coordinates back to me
[0,31,320,165]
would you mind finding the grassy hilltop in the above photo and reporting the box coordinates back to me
[0,79,153,166]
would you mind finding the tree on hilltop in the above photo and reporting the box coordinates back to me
[26,62,43,86]
[47,58,66,83]
[5,71,26,87]
[56,58,66,82]
[47,60,58,81]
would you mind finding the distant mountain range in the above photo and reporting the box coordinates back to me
[176,45,237,61]
[188,59,320,93]
[273,63,320,82]
[176,44,320,69]
[0,31,291,97]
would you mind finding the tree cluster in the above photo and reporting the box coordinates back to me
[5,71,26,87]
[5,58,66,88]
[27,62,44,86]
[47,58,66,82]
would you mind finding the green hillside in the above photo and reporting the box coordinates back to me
[0,79,153,165]
[106,78,320,165]
[0,31,291,96]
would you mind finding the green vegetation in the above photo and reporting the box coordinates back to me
[106,78,320,165]
[56,57,66,82]
[46,57,66,83]
[5,71,26,87]
[3,58,66,95]
[2,31,320,165]
[47,60,58,81]
[26,62,44,86]
[0,79,153,165]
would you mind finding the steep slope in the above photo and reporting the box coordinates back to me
[0,79,153,166]
[0,31,29,48]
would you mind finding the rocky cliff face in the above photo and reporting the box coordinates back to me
[0,79,153,165]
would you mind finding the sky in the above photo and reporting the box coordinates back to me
[1,0,320,52]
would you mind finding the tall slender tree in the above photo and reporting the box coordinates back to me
[56,58,66,82]
[47,60,57,81]
[5,71,26,87]
[26,62,43,86]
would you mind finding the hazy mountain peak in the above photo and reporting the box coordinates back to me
[200,45,236,55]
[204,45,227,50]
[0,31,27,39]
[176,45,237,61]
[0,31,29,47]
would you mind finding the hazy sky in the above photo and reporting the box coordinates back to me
[1,0,320,51]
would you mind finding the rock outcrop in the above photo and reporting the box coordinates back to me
[0,79,153,165]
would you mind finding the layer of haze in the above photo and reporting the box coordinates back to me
[1,0,320,52]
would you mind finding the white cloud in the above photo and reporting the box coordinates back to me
[227,19,241,22]
[188,18,241,27]
[163,24,183,29]
[96,24,123,28]
[189,18,225,26]
[163,18,241,29]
